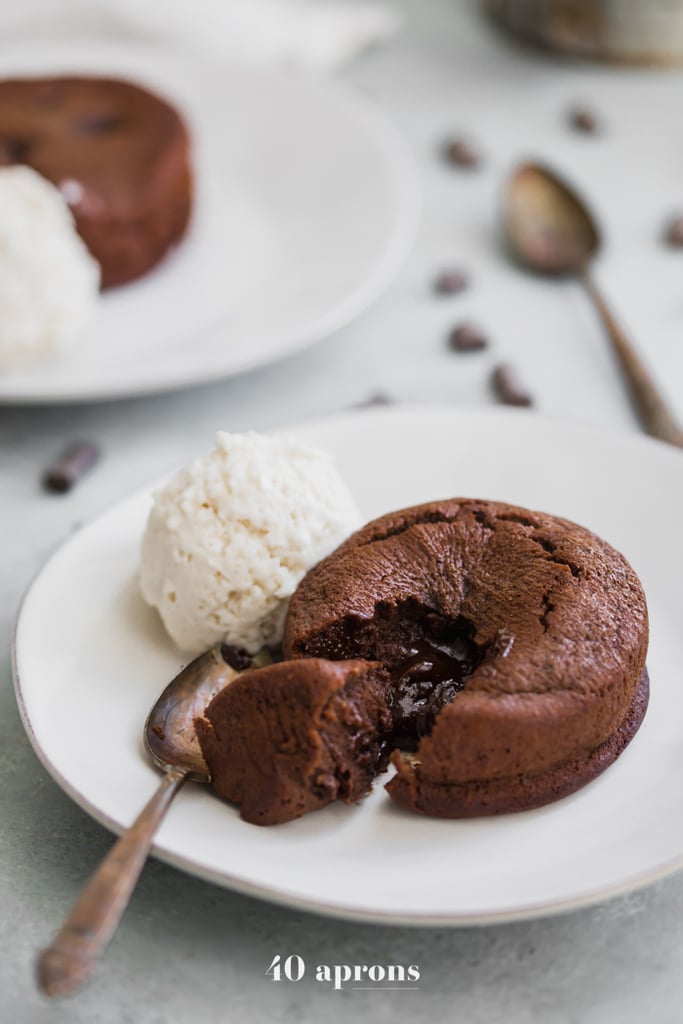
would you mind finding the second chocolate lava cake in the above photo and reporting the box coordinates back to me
[0,76,192,287]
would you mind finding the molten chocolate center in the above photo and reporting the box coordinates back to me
[386,635,482,749]
[297,603,488,750]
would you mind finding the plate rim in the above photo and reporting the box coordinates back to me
[0,38,420,405]
[12,405,683,925]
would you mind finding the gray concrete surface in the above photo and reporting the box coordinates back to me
[3,1,683,1020]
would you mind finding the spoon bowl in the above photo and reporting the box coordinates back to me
[504,162,600,275]
[144,645,241,781]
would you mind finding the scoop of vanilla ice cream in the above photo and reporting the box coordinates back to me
[140,432,360,655]
[0,166,100,369]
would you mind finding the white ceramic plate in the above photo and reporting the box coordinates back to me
[13,407,683,924]
[0,40,418,404]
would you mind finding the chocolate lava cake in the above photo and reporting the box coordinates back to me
[0,76,192,287]
[198,499,649,824]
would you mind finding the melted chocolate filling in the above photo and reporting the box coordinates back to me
[299,603,486,751]
[379,622,484,749]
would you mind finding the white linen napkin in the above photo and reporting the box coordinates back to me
[0,0,401,71]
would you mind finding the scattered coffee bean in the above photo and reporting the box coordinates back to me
[491,363,533,407]
[220,643,253,671]
[664,214,683,247]
[43,441,100,493]
[434,269,469,295]
[568,106,599,134]
[353,392,394,409]
[443,137,481,169]
[449,322,488,353]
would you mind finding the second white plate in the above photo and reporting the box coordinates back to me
[13,407,683,923]
[0,40,418,403]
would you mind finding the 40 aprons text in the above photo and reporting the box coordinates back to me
[266,954,420,990]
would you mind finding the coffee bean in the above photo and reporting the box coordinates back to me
[449,322,488,353]
[491,363,533,407]
[664,214,683,247]
[568,106,599,134]
[43,441,100,493]
[443,137,482,169]
[220,644,253,671]
[434,270,469,295]
[353,392,394,409]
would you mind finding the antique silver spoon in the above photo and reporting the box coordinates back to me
[37,644,269,998]
[504,162,683,448]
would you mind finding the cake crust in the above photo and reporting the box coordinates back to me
[387,669,649,816]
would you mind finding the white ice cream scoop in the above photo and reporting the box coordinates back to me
[0,165,100,370]
[140,431,361,655]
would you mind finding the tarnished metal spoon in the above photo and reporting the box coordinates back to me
[504,162,683,448]
[37,644,270,998]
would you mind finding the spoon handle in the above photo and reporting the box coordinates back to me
[582,272,683,448]
[37,765,188,998]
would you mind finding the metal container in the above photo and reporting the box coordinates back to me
[484,0,683,65]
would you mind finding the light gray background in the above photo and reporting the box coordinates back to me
[3,1,683,1021]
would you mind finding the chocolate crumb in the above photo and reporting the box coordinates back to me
[664,214,683,247]
[434,270,469,295]
[491,363,533,407]
[443,137,482,169]
[449,322,488,353]
[220,644,253,671]
[43,442,100,493]
[568,106,599,134]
